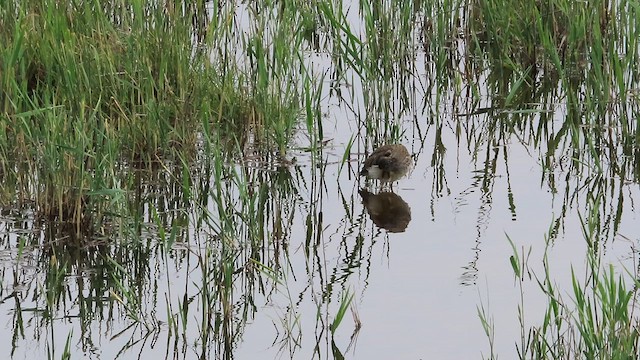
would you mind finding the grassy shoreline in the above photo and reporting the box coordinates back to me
[1,0,640,359]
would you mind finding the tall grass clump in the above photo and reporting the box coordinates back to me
[500,199,640,359]
[512,255,640,359]
[420,0,640,190]
[0,0,319,356]
[463,0,625,85]
[0,0,303,231]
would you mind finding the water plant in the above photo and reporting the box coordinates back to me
[2,0,640,359]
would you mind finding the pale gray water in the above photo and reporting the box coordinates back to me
[1,1,639,359]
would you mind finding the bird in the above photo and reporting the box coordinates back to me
[359,144,411,183]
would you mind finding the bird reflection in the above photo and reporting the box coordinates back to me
[358,189,412,233]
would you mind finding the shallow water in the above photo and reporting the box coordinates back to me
[2,1,640,359]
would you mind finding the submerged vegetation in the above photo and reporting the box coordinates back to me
[0,0,639,358]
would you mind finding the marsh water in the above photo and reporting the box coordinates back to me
[2,1,640,359]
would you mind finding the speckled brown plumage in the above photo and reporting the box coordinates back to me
[359,144,411,183]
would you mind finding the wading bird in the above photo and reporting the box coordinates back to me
[359,144,411,184]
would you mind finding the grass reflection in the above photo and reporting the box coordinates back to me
[1,0,640,358]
